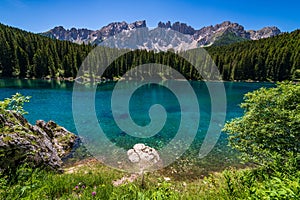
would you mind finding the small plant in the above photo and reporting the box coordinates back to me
[72,182,87,198]
[0,93,31,115]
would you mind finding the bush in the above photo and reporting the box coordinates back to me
[223,82,300,167]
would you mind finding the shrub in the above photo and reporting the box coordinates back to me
[223,82,300,167]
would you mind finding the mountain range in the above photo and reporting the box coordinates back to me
[41,20,281,50]
[0,21,298,81]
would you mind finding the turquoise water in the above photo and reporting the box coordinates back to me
[0,79,274,173]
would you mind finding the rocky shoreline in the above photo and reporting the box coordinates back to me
[0,109,78,173]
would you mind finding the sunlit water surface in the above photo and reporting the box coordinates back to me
[0,79,274,176]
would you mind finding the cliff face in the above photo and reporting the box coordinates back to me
[42,20,147,44]
[0,109,77,173]
[248,26,281,40]
[41,20,281,48]
[158,21,196,35]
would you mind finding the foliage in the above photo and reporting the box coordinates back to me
[219,167,300,199]
[0,93,31,114]
[1,23,300,81]
[0,23,92,78]
[223,82,300,166]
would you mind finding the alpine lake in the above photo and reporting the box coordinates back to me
[0,79,274,178]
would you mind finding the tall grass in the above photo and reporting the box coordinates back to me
[1,162,300,199]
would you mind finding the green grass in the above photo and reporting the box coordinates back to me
[1,161,300,199]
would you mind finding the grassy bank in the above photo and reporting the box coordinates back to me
[1,159,300,199]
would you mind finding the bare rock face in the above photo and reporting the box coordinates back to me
[158,21,195,35]
[41,20,146,44]
[193,21,281,46]
[41,20,281,48]
[158,21,171,29]
[42,26,93,44]
[248,26,281,40]
[193,21,251,46]
[0,109,77,173]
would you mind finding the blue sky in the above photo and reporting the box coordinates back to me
[0,0,299,33]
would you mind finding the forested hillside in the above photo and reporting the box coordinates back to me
[0,23,299,81]
[0,23,92,79]
[207,30,300,81]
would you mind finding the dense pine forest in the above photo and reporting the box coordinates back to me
[0,23,92,79]
[0,23,299,81]
[207,31,300,81]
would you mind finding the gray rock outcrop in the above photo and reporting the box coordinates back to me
[0,109,77,173]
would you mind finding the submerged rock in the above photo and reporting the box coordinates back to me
[0,109,77,173]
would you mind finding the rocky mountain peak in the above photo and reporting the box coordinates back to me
[158,21,171,29]
[99,21,129,37]
[100,20,146,37]
[53,26,66,31]
[42,20,147,44]
[129,20,147,29]
[158,21,195,35]
[215,21,246,32]
[194,21,250,46]
[43,26,93,43]
[248,26,281,40]
[41,20,281,48]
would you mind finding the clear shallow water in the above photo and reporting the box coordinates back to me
[0,79,274,173]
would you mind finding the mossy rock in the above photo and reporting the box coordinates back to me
[0,109,77,174]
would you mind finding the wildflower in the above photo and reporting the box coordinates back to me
[82,185,86,189]
[75,185,79,190]
[92,191,96,196]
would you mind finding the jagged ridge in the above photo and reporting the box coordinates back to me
[41,20,281,48]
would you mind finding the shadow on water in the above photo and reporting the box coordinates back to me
[0,78,74,90]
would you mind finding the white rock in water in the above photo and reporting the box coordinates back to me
[127,143,160,171]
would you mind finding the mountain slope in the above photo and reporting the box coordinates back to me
[41,20,281,48]
[206,30,300,81]
[41,21,147,45]
[212,31,249,46]
[0,22,298,81]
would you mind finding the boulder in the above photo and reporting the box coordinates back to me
[0,109,77,173]
[127,143,160,173]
